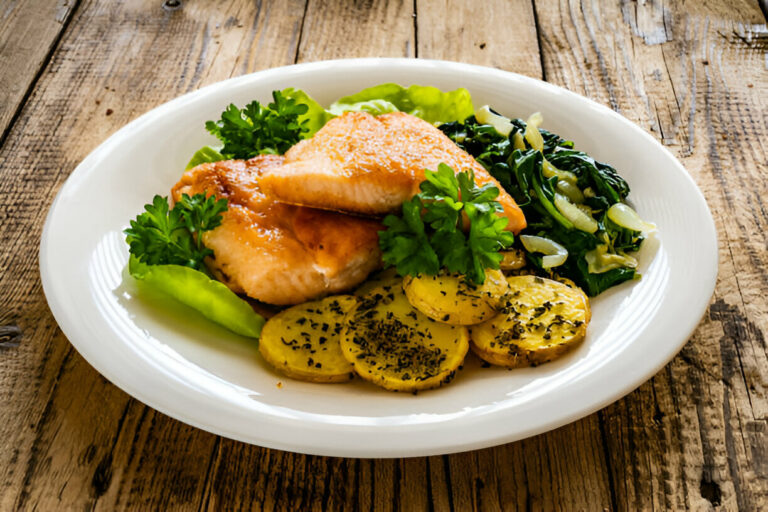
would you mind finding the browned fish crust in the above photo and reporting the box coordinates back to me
[259,111,527,233]
[171,156,383,305]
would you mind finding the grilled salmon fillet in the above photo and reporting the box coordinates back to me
[171,155,382,305]
[259,111,527,233]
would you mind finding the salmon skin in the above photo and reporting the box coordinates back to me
[258,111,527,233]
[171,155,382,306]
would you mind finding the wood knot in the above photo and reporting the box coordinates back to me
[700,476,721,506]
[92,454,113,497]
[162,0,182,11]
[0,325,22,348]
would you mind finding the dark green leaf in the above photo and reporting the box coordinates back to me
[205,91,309,159]
[124,193,227,272]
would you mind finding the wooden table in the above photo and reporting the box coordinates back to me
[2,1,766,510]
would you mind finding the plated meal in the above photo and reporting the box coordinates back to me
[124,82,654,393]
[41,58,717,455]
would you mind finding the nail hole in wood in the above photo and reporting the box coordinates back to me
[0,325,22,348]
[700,477,721,506]
[163,0,182,11]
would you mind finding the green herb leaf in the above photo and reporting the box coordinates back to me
[205,90,309,159]
[280,87,335,137]
[379,197,441,277]
[379,163,513,284]
[124,193,227,272]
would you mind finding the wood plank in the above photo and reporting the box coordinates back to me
[0,0,612,509]
[534,0,768,509]
[416,0,543,78]
[0,0,78,142]
[0,0,305,510]
[4,0,766,510]
[417,2,617,510]
[200,1,614,510]
[197,3,416,509]
[296,0,416,60]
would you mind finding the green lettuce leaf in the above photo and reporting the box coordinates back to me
[129,256,264,338]
[329,83,474,124]
[185,145,225,170]
[329,99,400,116]
[186,84,475,169]
[281,87,335,137]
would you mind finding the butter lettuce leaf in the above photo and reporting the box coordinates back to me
[329,83,474,124]
[129,256,265,338]
[186,85,475,170]
[329,99,400,116]
[185,145,225,170]
[281,87,335,137]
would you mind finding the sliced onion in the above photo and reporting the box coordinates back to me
[542,158,578,184]
[607,203,656,233]
[475,105,514,136]
[524,112,544,151]
[512,131,526,151]
[556,179,585,203]
[585,245,638,274]
[575,203,593,216]
[520,235,568,268]
[554,194,598,233]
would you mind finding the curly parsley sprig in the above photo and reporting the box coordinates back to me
[124,193,228,271]
[205,90,309,159]
[379,163,514,284]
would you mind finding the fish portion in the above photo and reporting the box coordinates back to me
[258,111,527,233]
[171,155,382,305]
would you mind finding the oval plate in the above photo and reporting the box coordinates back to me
[40,58,717,457]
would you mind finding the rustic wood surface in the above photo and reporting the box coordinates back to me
[1,0,766,510]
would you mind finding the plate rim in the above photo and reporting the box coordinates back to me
[39,57,718,457]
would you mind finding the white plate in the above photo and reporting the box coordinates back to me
[40,59,717,458]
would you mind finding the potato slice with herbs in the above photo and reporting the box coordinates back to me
[402,269,509,325]
[470,275,590,368]
[353,267,399,297]
[341,283,469,392]
[259,295,358,383]
[499,249,527,271]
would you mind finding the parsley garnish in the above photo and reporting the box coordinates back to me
[379,163,514,284]
[204,90,309,159]
[124,193,228,271]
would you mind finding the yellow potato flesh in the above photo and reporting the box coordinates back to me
[470,275,590,367]
[353,267,400,298]
[341,282,469,392]
[402,269,509,325]
[499,249,527,271]
[259,295,358,383]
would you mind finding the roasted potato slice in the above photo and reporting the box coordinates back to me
[259,295,358,383]
[353,267,400,297]
[341,284,469,392]
[499,249,527,271]
[470,275,590,367]
[550,275,592,323]
[402,269,509,325]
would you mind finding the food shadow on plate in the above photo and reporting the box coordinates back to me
[112,264,275,377]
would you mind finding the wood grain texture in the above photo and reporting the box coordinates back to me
[0,1,304,509]
[0,0,78,141]
[297,0,415,60]
[534,0,768,509]
[1,0,767,510]
[416,0,543,78]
